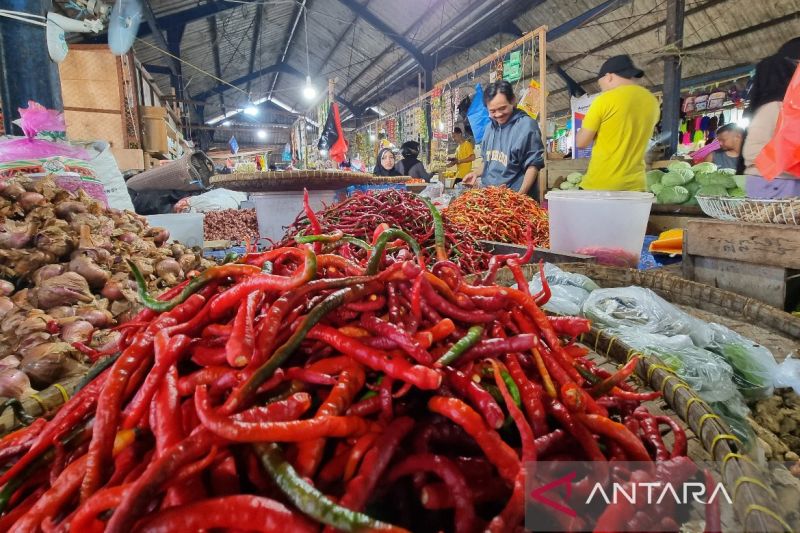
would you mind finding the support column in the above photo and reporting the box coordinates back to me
[0,0,63,134]
[166,25,186,102]
[423,62,433,164]
[662,0,685,157]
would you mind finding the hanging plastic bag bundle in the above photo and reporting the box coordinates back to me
[466,84,491,143]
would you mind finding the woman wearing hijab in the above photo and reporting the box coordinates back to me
[373,148,401,176]
[395,141,431,181]
[743,37,800,198]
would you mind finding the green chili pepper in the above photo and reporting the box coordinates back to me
[222,252,239,264]
[342,236,373,251]
[128,260,206,312]
[366,228,423,275]
[436,325,484,367]
[295,230,345,245]
[358,375,384,401]
[232,281,380,410]
[255,443,404,532]
[419,196,447,262]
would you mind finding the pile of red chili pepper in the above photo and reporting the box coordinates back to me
[280,189,491,274]
[444,186,550,249]
[0,199,716,533]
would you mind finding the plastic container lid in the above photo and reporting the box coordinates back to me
[545,190,655,202]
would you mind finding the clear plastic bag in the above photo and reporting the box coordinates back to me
[613,329,737,403]
[520,263,597,315]
[773,355,800,395]
[706,323,778,400]
[582,287,714,347]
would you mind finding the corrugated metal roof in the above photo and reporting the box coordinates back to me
[61,0,800,123]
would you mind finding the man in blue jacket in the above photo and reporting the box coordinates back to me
[463,80,545,199]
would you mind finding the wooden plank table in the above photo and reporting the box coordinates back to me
[682,219,800,311]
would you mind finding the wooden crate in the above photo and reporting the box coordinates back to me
[682,219,800,311]
[59,45,136,148]
[111,148,145,171]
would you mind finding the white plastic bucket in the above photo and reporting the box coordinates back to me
[251,190,338,243]
[545,190,654,267]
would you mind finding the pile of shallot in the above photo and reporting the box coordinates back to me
[203,208,259,242]
[0,175,215,399]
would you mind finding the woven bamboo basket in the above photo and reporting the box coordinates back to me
[491,264,793,532]
[210,170,410,192]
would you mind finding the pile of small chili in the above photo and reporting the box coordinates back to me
[443,186,550,248]
[0,199,698,533]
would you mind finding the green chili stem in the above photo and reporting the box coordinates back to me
[436,325,484,367]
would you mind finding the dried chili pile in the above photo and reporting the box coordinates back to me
[280,189,491,274]
[444,186,550,248]
[0,200,706,533]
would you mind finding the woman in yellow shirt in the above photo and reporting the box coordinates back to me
[448,127,475,182]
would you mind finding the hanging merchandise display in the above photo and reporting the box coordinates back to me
[385,118,397,146]
[503,50,522,82]
[417,105,428,140]
[518,79,543,120]
[431,87,445,140]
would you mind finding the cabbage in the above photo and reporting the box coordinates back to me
[646,170,663,190]
[651,182,665,195]
[733,175,747,189]
[559,180,577,190]
[729,187,746,198]
[697,185,729,197]
[683,195,699,206]
[566,172,583,184]
[696,172,736,188]
[661,170,693,186]
[717,167,736,176]
[657,185,690,204]
[667,161,692,172]
[691,162,717,174]
[684,181,701,197]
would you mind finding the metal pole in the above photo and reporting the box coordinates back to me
[0,0,63,134]
[662,0,685,158]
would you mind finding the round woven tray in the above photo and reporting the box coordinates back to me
[210,170,410,192]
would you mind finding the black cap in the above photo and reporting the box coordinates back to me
[598,55,644,79]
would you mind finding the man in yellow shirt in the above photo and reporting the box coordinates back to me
[448,127,475,182]
[576,55,659,191]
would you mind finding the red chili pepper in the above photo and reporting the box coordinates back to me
[420,477,509,509]
[486,470,526,533]
[81,331,156,500]
[613,388,661,401]
[195,385,371,442]
[122,333,191,430]
[634,407,669,461]
[387,453,477,533]
[360,315,432,365]
[590,357,640,397]
[306,324,441,390]
[338,416,415,512]
[209,248,317,319]
[575,413,651,462]
[443,367,505,429]
[346,395,382,417]
[563,343,590,359]
[421,279,495,323]
[454,333,540,366]
[703,468,722,533]
[225,291,263,367]
[428,396,519,484]
[655,415,688,458]
[232,392,312,423]
[295,362,366,477]
[343,432,380,481]
[136,495,317,533]
[304,188,324,254]
[490,359,536,463]
[545,398,605,461]
[561,382,585,413]
[547,316,592,339]
[504,353,548,437]
[69,483,127,533]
